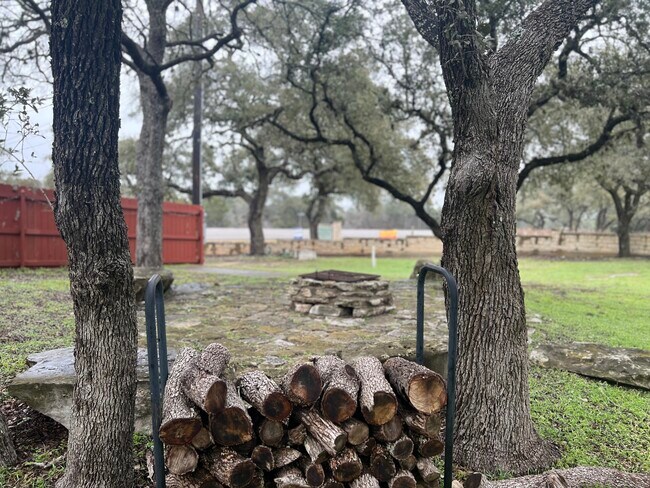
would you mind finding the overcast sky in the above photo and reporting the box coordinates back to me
[4,71,143,182]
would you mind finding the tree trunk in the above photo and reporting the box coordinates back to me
[50,1,138,486]
[440,102,560,474]
[248,170,269,256]
[617,216,632,257]
[135,2,171,269]
[309,218,319,241]
[402,0,594,474]
[0,411,17,467]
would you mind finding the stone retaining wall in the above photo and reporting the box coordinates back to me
[205,231,650,258]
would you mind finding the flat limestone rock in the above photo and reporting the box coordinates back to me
[530,342,650,390]
[8,347,177,432]
[133,267,175,301]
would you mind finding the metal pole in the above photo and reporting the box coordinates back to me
[415,264,458,488]
[145,274,169,488]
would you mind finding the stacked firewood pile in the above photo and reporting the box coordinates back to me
[153,343,447,488]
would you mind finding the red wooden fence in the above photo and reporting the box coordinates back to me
[0,183,204,267]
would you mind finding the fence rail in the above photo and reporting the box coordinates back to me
[0,183,204,267]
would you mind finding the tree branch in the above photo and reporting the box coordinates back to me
[517,111,635,189]
[494,0,596,91]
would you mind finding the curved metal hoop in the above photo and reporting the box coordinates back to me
[145,274,169,488]
[416,264,458,488]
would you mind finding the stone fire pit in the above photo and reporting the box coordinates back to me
[289,270,395,318]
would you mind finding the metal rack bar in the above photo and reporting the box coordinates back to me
[145,274,169,488]
[415,264,459,488]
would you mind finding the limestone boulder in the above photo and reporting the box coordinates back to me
[409,260,440,281]
[133,267,174,301]
[8,347,177,432]
[530,342,650,390]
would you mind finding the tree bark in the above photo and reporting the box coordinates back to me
[351,473,380,488]
[248,167,269,256]
[350,357,397,425]
[237,370,292,421]
[295,409,347,456]
[202,447,256,488]
[135,2,172,268]
[313,356,359,423]
[50,1,138,486]
[617,215,632,257]
[402,0,595,475]
[0,411,16,467]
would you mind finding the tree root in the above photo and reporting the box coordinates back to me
[464,466,650,488]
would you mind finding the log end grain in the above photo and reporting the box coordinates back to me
[262,391,293,421]
[408,374,446,415]
[286,364,323,406]
[363,391,397,426]
[209,409,254,446]
[322,388,357,424]
[160,418,203,446]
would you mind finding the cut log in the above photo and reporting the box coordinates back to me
[388,470,416,488]
[329,447,363,482]
[354,437,376,457]
[399,454,417,471]
[273,447,302,468]
[313,356,359,423]
[412,434,444,458]
[238,371,293,421]
[259,418,285,447]
[251,445,274,472]
[209,381,254,446]
[296,409,347,456]
[416,457,440,483]
[350,357,397,425]
[166,467,223,488]
[191,427,215,451]
[383,358,446,414]
[304,435,329,464]
[231,437,257,456]
[298,457,326,487]
[247,476,265,488]
[181,364,227,415]
[161,348,204,445]
[288,424,307,446]
[350,473,380,488]
[166,445,199,476]
[371,414,402,442]
[387,434,414,460]
[340,418,369,446]
[274,467,311,488]
[199,343,231,377]
[322,481,345,488]
[281,363,323,407]
[369,444,397,482]
[203,447,256,488]
[400,407,441,438]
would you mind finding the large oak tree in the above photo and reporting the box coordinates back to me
[51,0,138,486]
[401,0,599,474]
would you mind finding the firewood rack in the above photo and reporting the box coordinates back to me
[145,264,458,488]
[145,274,169,488]
[415,263,458,488]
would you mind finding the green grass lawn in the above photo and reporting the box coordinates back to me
[1,256,649,485]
